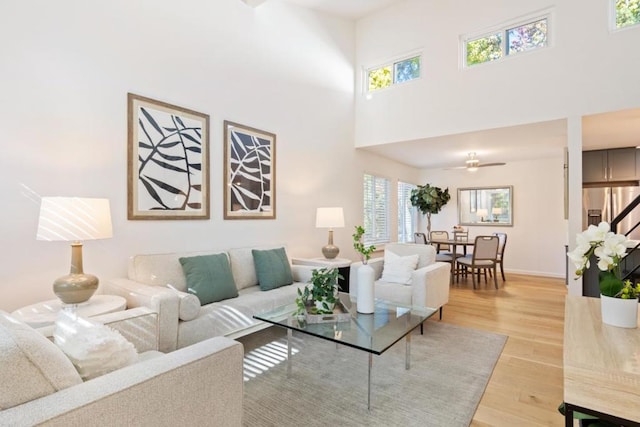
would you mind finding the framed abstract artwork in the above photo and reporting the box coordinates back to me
[127,93,210,220]
[223,121,276,219]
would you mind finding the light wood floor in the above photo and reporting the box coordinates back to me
[438,272,567,426]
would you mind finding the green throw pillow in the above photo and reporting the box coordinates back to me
[252,247,293,291]
[179,254,238,305]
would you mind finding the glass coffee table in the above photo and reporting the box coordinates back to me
[253,292,437,410]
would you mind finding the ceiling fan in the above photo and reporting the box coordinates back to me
[447,152,506,172]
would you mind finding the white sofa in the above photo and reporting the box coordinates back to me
[0,310,244,426]
[349,243,451,319]
[104,246,314,352]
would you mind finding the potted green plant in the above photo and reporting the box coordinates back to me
[567,221,640,328]
[295,267,343,315]
[352,225,376,264]
[410,184,451,240]
[352,225,376,314]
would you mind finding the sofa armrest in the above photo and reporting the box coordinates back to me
[349,257,384,298]
[102,278,180,352]
[0,336,244,427]
[36,307,160,353]
[291,264,315,284]
[410,261,451,310]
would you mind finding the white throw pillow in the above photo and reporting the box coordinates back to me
[380,251,420,285]
[54,310,137,380]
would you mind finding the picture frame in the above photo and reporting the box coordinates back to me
[127,93,210,220]
[223,120,276,219]
[457,186,513,226]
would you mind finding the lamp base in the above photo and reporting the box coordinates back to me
[53,273,99,305]
[322,244,340,259]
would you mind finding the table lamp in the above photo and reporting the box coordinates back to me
[37,197,113,305]
[492,207,502,222]
[315,207,344,259]
[477,208,488,222]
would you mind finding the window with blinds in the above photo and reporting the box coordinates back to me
[398,181,417,243]
[363,173,390,245]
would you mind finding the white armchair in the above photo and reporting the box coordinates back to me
[349,243,451,321]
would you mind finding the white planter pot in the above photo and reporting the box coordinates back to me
[356,264,375,314]
[600,294,639,328]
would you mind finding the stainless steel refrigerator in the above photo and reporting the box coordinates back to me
[582,185,640,240]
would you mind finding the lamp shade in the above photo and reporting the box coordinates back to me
[315,207,344,229]
[492,207,503,215]
[37,197,113,242]
[477,208,488,217]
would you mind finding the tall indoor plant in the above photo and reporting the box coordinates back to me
[410,184,451,240]
[353,225,376,314]
[567,221,640,327]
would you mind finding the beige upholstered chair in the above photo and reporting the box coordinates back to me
[456,236,499,289]
[493,232,508,281]
[349,243,451,327]
[414,232,427,244]
[429,230,454,263]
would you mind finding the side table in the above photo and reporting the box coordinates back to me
[11,295,127,328]
[291,257,352,292]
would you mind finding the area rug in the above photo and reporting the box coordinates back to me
[240,321,507,427]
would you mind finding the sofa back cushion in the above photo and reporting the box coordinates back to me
[252,248,294,290]
[179,254,239,305]
[228,245,288,290]
[0,311,82,410]
[128,250,227,293]
[384,243,436,269]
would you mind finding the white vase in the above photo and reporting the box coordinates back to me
[357,264,375,314]
[600,294,639,328]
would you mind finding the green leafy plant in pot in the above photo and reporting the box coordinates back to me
[410,184,451,240]
[352,225,376,264]
[295,267,343,315]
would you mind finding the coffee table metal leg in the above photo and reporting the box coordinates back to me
[287,328,292,377]
[368,353,372,411]
[406,330,411,370]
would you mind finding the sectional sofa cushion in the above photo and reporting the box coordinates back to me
[0,310,82,410]
[252,247,294,291]
[180,254,239,305]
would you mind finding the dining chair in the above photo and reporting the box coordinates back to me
[492,232,507,281]
[455,235,499,289]
[429,230,454,263]
[414,232,427,244]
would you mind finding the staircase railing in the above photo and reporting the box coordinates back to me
[611,193,640,282]
[582,193,640,296]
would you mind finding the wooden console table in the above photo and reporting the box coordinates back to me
[563,295,640,426]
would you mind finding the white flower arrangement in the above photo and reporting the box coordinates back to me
[567,221,639,298]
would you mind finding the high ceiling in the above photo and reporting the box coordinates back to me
[283,0,402,19]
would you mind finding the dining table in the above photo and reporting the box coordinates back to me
[429,238,475,284]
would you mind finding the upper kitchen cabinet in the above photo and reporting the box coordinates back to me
[582,147,638,184]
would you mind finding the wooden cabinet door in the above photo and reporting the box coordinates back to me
[608,148,637,181]
[582,150,607,183]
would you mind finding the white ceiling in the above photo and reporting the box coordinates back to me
[283,0,402,19]
[276,1,640,170]
[362,109,640,170]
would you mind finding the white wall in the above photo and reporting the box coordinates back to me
[0,0,419,311]
[421,156,567,278]
[355,0,640,146]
